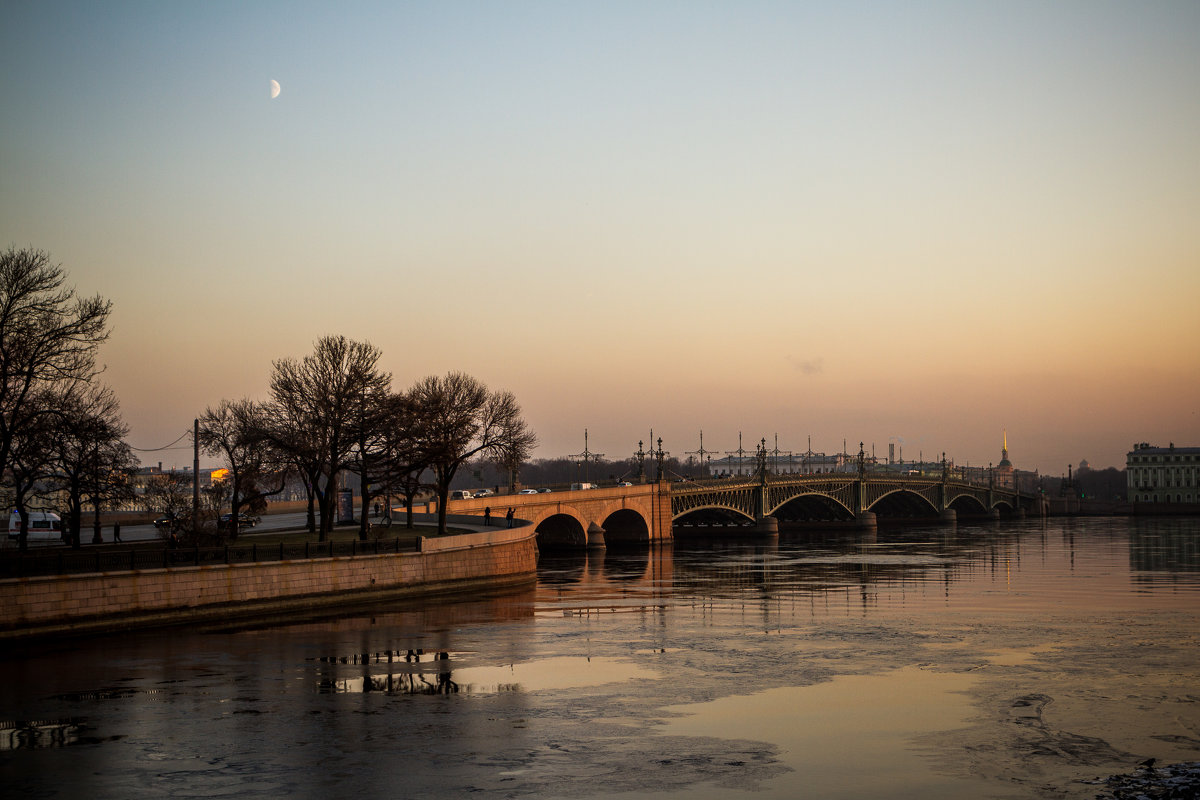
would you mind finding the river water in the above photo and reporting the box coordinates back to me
[2,516,1198,799]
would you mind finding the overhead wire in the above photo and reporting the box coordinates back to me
[129,430,192,452]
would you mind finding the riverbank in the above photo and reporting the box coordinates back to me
[0,516,538,641]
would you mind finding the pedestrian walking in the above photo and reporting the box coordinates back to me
[506,507,514,528]
[483,507,492,526]
[113,521,121,542]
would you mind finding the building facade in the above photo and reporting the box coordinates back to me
[1126,443,1200,504]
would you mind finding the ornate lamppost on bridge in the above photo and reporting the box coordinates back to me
[634,440,647,484]
[725,432,750,478]
[570,429,604,485]
[654,437,668,482]
[685,430,716,480]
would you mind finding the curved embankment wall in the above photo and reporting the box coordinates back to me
[0,523,537,641]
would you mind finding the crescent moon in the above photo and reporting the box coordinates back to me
[269,79,281,99]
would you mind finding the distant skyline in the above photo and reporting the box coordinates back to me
[3,1,1198,474]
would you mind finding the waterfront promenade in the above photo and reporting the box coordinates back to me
[0,514,538,641]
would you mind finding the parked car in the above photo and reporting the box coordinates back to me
[474,489,495,497]
[219,512,259,529]
[518,489,539,495]
[153,513,177,529]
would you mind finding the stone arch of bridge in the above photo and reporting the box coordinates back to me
[768,492,854,522]
[533,509,588,550]
[600,507,650,545]
[865,489,941,519]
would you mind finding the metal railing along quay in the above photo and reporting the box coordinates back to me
[0,537,420,580]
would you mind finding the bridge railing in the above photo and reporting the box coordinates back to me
[678,470,1030,497]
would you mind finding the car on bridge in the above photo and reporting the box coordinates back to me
[518,489,539,495]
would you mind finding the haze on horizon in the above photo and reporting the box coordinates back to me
[3,1,1197,476]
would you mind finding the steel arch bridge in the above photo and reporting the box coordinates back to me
[670,473,1038,524]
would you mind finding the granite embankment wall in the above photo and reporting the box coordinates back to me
[0,523,537,640]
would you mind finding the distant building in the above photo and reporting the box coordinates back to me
[955,433,1039,493]
[1127,443,1200,504]
[994,430,1014,490]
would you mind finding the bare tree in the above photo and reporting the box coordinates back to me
[348,385,393,539]
[409,373,536,534]
[5,390,59,550]
[0,247,111,484]
[83,436,138,545]
[45,383,133,547]
[266,336,390,539]
[198,398,289,539]
[144,470,198,543]
[377,390,437,530]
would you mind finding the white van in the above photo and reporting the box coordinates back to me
[7,509,65,544]
[570,483,596,491]
[449,490,473,500]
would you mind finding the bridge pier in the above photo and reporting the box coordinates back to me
[587,523,606,550]
[939,509,957,525]
[855,511,877,530]
[756,516,779,536]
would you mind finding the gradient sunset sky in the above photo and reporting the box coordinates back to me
[3,1,1198,474]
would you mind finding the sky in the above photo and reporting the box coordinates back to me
[3,0,1198,475]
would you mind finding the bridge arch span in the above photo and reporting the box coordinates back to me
[947,494,988,516]
[769,492,854,522]
[600,507,651,545]
[673,504,756,527]
[532,508,588,550]
[865,489,940,519]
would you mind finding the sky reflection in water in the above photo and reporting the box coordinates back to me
[0,517,1197,799]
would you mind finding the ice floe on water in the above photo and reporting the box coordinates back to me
[1082,761,1200,799]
